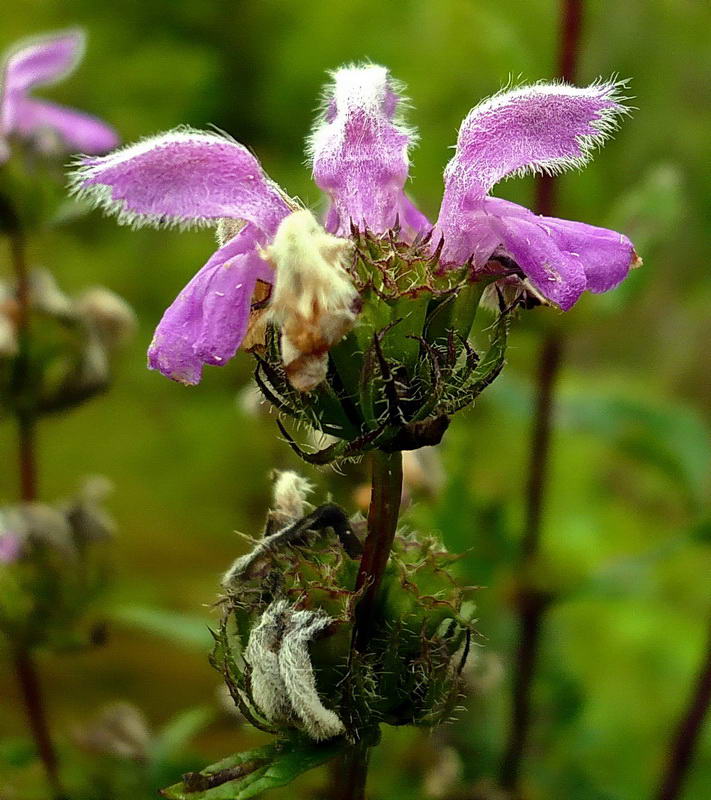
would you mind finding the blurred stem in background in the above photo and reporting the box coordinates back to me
[499,0,583,794]
[10,226,38,503]
[3,199,64,800]
[653,612,711,800]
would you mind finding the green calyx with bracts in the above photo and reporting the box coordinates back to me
[253,228,513,464]
[212,500,476,745]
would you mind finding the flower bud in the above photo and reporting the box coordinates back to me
[271,470,313,525]
[244,599,345,741]
[0,481,114,651]
[0,269,135,417]
[63,476,116,544]
[261,209,359,391]
[0,299,18,356]
[74,287,137,349]
[76,702,152,762]
[423,745,463,799]
[255,227,511,464]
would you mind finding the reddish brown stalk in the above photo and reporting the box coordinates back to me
[498,1,583,794]
[333,449,402,800]
[13,650,65,800]
[653,613,711,800]
[338,739,371,800]
[353,449,403,651]
[11,228,38,502]
[532,0,583,218]
[499,332,563,793]
[4,212,62,799]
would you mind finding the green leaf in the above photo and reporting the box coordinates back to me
[161,738,345,800]
[153,706,216,766]
[490,376,711,508]
[0,737,36,768]
[559,390,710,509]
[110,604,213,650]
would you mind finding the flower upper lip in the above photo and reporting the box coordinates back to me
[69,63,638,384]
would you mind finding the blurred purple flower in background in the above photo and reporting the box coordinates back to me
[0,529,22,564]
[0,29,118,162]
[71,64,638,385]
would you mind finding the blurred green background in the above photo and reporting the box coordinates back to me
[1,0,710,798]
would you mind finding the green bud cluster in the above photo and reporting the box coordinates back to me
[213,501,475,743]
[254,227,512,464]
[0,269,135,418]
[0,478,114,652]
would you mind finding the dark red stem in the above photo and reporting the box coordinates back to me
[9,227,38,501]
[338,739,371,800]
[653,614,711,800]
[335,449,402,800]
[353,449,403,652]
[534,0,583,218]
[13,650,65,800]
[498,1,583,794]
[4,203,61,799]
[499,332,563,793]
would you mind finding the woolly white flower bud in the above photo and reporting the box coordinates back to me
[262,209,359,392]
[278,608,345,741]
[244,601,293,724]
[243,600,345,741]
[272,470,314,523]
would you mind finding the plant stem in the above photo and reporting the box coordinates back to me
[499,332,563,793]
[335,449,402,800]
[353,449,403,651]
[14,650,65,800]
[653,613,711,800]
[534,0,583,217]
[338,739,371,800]
[497,2,584,794]
[8,226,39,501]
[5,210,62,798]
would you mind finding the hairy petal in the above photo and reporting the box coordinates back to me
[485,197,638,298]
[13,98,118,154]
[70,128,292,234]
[1,29,84,132]
[537,215,638,293]
[491,213,587,310]
[398,193,431,237]
[437,81,628,260]
[147,224,272,384]
[309,64,427,237]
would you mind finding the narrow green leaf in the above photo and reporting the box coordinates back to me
[110,604,213,650]
[161,738,345,800]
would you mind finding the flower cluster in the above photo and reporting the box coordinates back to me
[70,63,638,393]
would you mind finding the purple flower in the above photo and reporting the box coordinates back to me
[434,82,639,309]
[0,29,118,162]
[0,530,22,564]
[70,65,638,385]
